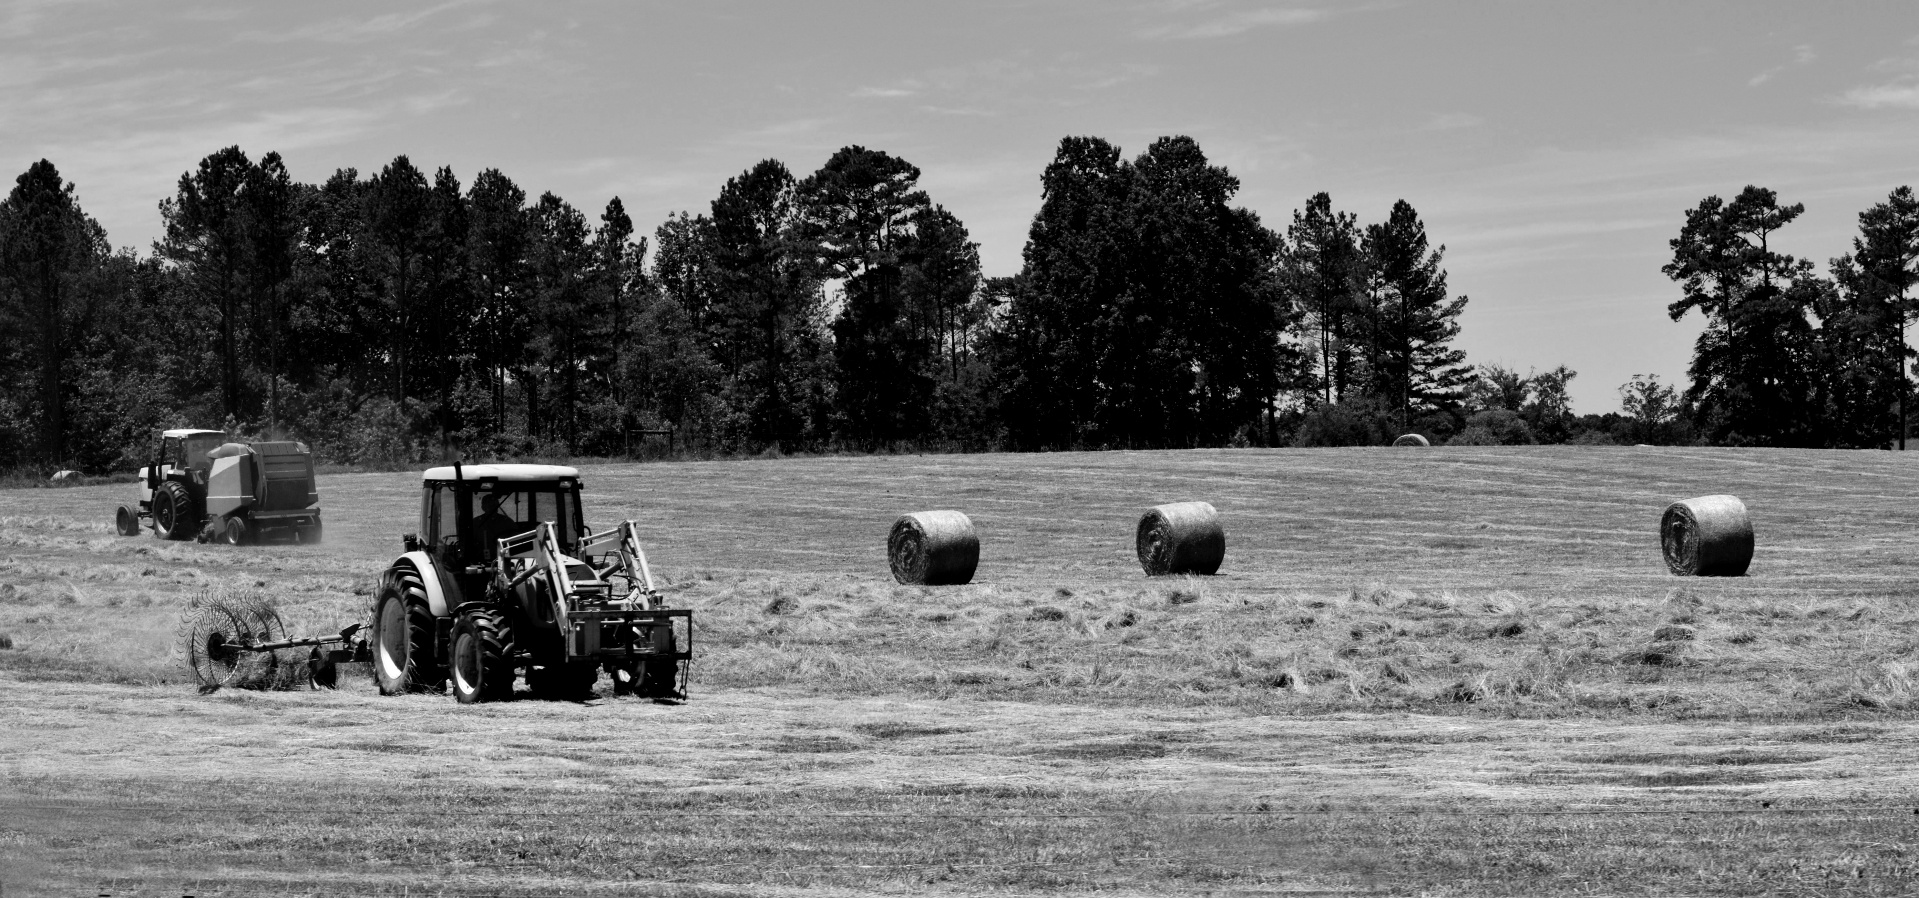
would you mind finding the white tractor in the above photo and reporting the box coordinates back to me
[360,463,690,703]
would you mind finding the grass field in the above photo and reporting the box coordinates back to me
[4,446,1919,896]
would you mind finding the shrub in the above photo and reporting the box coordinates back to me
[1292,399,1393,447]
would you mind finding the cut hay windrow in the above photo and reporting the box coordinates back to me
[888,510,979,585]
[1392,433,1430,447]
[1136,501,1225,576]
[1661,494,1753,577]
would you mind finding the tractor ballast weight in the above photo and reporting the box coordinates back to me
[116,429,322,545]
[367,463,691,703]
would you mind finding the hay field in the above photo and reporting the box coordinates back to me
[4,447,1919,896]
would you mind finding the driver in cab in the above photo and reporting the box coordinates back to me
[474,492,535,552]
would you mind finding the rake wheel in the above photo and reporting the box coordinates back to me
[180,592,287,689]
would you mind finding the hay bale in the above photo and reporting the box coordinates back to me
[1661,494,1753,576]
[1392,433,1430,447]
[1136,501,1225,576]
[888,510,979,586]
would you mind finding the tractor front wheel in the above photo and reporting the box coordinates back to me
[153,481,195,541]
[115,505,140,536]
[450,608,513,704]
[370,569,443,695]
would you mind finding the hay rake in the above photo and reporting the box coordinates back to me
[179,591,368,691]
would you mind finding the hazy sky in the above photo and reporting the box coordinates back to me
[5,1,1916,413]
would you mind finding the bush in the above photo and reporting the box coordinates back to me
[1292,399,1393,447]
[1450,409,1535,446]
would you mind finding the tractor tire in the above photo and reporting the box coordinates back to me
[222,516,250,547]
[528,661,598,700]
[370,568,444,695]
[152,481,195,541]
[450,607,514,704]
[115,505,140,536]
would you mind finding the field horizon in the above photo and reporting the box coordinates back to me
[5,446,1919,895]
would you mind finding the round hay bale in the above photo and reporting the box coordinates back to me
[1136,501,1225,576]
[888,510,979,586]
[1392,433,1430,447]
[1661,494,1753,577]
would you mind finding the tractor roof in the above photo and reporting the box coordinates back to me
[421,464,580,483]
[162,429,227,439]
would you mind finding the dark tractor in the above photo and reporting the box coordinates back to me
[116,428,322,545]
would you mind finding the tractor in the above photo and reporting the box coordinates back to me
[363,462,690,703]
[116,428,322,545]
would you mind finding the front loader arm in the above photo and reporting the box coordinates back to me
[579,520,660,608]
[496,522,580,631]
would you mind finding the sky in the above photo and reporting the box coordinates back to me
[4,0,1916,415]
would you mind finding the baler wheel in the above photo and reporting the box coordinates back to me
[450,608,513,704]
[370,568,444,695]
[222,516,250,547]
[153,481,195,541]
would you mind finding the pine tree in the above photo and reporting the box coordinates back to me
[0,159,108,463]
[1665,186,1823,445]
[793,146,933,444]
[1000,136,1130,448]
[1282,193,1364,405]
[1361,200,1472,430]
[1849,186,1919,446]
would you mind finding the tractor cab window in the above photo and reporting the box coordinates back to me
[472,483,582,555]
[430,486,465,559]
[167,433,226,471]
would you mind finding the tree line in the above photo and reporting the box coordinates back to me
[1662,185,1919,448]
[2,135,1911,472]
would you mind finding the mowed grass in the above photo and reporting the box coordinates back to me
[5,446,1919,895]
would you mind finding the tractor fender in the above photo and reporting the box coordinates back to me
[390,553,452,618]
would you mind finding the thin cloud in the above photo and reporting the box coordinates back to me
[1836,79,1919,109]
[1141,7,1328,40]
[236,1,482,44]
[853,86,918,99]
[1748,43,1816,86]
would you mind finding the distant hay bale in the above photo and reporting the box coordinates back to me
[888,510,979,586]
[1661,495,1753,576]
[1392,434,1430,447]
[1136,501,1224,576]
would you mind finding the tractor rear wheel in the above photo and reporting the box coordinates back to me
[153,481,195,541]
[115,505,139,536]
[450,608,513,704]
[370,568,443,695]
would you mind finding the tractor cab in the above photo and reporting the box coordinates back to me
[156,429,227,485]
[414,464,585,571]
